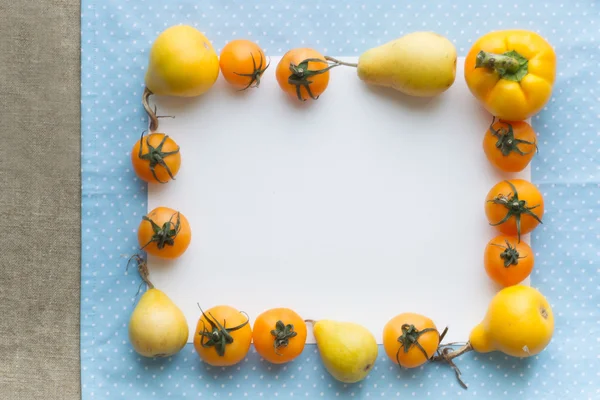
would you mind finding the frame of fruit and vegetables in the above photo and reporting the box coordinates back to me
[127,26,555,389]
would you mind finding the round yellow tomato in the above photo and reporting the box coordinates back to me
[131,132,181,183]
[483,119,537,173]
[484,235,534,287]
[252,308,307,364]
[383,313,440,369]
[194,305,252,367]
[219,39,269,90]
[485,179,544,242]
[137,207,191,259]
[276,48,335,101]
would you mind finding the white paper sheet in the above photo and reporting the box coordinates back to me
[147,57,530,344]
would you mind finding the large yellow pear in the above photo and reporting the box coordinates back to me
[356,31,457,97]
[313,320,378,383]
[128,288,189,358]
[469,285,554,357]
[145,25,219,97]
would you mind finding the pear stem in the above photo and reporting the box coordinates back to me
[432,342,473,389]
[128,254,154,290]
[324,56,358,68]
[433,342,473,361]
[138,259,154,290]
[142,87,159,132]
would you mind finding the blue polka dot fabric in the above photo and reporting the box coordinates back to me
[81,1,599,398]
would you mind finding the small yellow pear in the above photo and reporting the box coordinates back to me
[128,288,189,358]
[312,320,378,383]
[469,285,554,357]
[356,31,457,97]
[145,25,219,97]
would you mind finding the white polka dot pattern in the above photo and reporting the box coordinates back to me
[81,1,599,398]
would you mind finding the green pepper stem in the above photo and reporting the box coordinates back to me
[475,51,521,74]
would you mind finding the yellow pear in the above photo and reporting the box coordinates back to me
[356,31,457,97]
[469,285,554,357]
[312,320,378,383]
[145,25,219,97]
[128,287,189,358]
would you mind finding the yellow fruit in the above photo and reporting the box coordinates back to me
[128,288,189,357]
[356,31,457,97]
[469,285,554,357]
[312,320,378,383]
[145,25,219,97]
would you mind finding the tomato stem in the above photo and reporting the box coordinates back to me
[287,58,340,101]
[487,180,543,243]
[140,212,182,250]
[137,131,180,183]
[395,324,438,366]
[233,52,270,90]
[490,239,526,267]
[197,304,249,357]
[271,320,298,356]
[488,117,538,157]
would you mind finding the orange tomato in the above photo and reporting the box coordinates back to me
[276,48,335,101]
[131,132,181,183]
[485,179,544,242]
[137,206,191,259]
[483,119,537,172]
[219,39,269,90]
[252,308,307,364]
[194,305,252,367]
[383,313,440,369]
[484,235,535,287]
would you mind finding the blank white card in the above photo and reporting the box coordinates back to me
[147,57,530,344]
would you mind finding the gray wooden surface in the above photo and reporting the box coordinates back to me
[0,1,81,399]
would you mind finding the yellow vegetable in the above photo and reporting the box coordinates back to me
[464,30,556,121]
[469,285,554,357]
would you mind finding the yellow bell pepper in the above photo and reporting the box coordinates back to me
[464,30,556,121]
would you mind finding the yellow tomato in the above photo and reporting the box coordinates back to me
[483,119,537,173]
[383,313,440,369]
[137,207,192,259]
[485,179,544,242]
[464,30,556,121]
[131,133,181,183]
[276,48,335,101]
[194,305,252,367]
[219,39,269,90]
